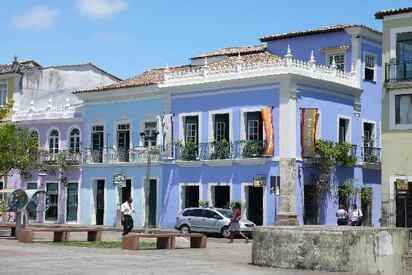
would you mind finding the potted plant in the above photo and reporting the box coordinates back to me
[210,139,231,159]
[242,140,263,158]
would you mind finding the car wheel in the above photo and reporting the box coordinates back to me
[221,226,230,239]
[180,224,190,234]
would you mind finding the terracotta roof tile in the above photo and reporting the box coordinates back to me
[375,7,412,19]
[260,24,381,42]
[191,45,266,59]
[74,51,282,94]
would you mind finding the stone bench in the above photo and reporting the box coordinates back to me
[0,223,16,237]
[19,227,103,243]
[122,233,207,250]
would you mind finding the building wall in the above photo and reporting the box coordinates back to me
[381,16,412,226]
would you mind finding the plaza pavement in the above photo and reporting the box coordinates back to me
[0,229,370,275]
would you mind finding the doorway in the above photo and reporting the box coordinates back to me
[46,182,58,221]
[181,185,199,210]
[66,183,78,222]
[117,124,130,162]
[396,181,412,227]
[303,185,318,225]
[92,126,104,163]
[96,180,105,225]
[245,186,263,225]
[211,185,230,208]
[121,179,132,204]
[148,179,157,227]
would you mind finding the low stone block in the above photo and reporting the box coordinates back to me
[122,235,139,250]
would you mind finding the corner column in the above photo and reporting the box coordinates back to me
[276,79,298,225]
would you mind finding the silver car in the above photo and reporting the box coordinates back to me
[175,207,255,238]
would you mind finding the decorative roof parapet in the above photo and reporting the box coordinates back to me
[162,46,358,88]
[12,101,78,120]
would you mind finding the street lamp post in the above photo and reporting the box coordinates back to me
[140,130,159,233]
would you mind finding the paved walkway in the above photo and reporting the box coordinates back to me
[0,230,367,275]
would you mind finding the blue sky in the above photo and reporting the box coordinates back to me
[0,0,410,79]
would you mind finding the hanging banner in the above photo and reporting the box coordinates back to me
[162,114,173,158]
[261,107,274,156]
[301,108,318,158]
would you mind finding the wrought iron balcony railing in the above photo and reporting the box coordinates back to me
[82,146,162,164]
[385,62,412,82]
[173,140,267,161]
[361,147,381,164]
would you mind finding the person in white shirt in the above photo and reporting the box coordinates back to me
[350,203,363,226]
[121,197,135,235]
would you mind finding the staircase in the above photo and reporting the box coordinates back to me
[402,230,412,274]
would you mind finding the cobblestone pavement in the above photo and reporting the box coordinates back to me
[0,230,366,275]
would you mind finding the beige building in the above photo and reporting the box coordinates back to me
[376,7,412,227]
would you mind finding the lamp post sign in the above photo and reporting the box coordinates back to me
[113,173,126,188]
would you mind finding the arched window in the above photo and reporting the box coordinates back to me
[49,129,59,154]
[69,128,80,153]
[30,130,39,147]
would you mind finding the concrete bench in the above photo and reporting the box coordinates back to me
[122,233,207,250]
[19,227,103,243]
[0,223,16,237]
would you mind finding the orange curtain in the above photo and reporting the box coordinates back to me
[261,107,274,156]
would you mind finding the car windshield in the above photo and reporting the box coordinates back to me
[216,209,232,218]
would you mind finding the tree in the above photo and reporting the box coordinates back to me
[0,101,13,121]
[0,124,41,178]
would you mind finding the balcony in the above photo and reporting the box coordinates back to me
[361,147,381,164]
[82,146,162,164]
[385,62,412,88]
[40,150,82,166]
[173,140,267,161]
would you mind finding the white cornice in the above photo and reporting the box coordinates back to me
[383,12,412,21]
[345,26,382,43]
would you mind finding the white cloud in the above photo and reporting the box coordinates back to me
[75,0,129,18]
[10,6,59,31]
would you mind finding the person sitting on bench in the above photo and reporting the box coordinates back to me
[121,197,135,236]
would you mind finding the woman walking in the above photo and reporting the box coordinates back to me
[228,203,249,243]
[336,204,349,226]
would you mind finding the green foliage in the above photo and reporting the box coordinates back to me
[361,187,373,204]
[335,142,357,167]
[0,100,13,120]
[180,142,198,161]
[0,124,42,177]
[242,140,263,158]
[315,140,336,176]
[199,200,210,207]
[228,200,242,210]
[210,139,231,159]
[337,178,360,206]
[363,147,378,163]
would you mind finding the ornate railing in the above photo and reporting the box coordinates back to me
[173,140,267,161]
[361,147,381,164]
[82,146,162,164]
[385,61,412,82]
[163,48,357,88]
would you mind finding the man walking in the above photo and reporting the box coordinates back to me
[350,203,363,226]
[121,197,135,235]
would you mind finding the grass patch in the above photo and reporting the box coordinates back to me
[51,241,155,249]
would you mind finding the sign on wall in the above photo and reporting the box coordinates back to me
[396,179,409,194]
[113,173,126,187]
[301,108,318,158]
[253,176,266,187]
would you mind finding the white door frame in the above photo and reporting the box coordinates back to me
[241,182,266,226]
[207,182,232,207]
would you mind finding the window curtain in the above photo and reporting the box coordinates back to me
[399,95,412,124]
[301,108,318,158]
[162,114,173,158]
[261,107,274,156]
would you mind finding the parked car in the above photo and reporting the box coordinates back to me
[175,207,255,238]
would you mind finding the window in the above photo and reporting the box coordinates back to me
[328,53,345,71]
[92,125,104,163]
[184,116,198,143]
[203,209,216,219]
[363,122,375,147]
[364,54,376,81]
[246,112,262,141]
[69,128,80,153]
[395,94,412,124]
[143,122,157,147]
[0,82,7,106]
[338,118,350,143]
[117,124,130,162]
[397,32,412,63]
[48,129,59,154]
[214,113,229,141]
[182,209,193,216]
[0,181,3,190]
[190,209,203,217]
[26,182,37,189]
